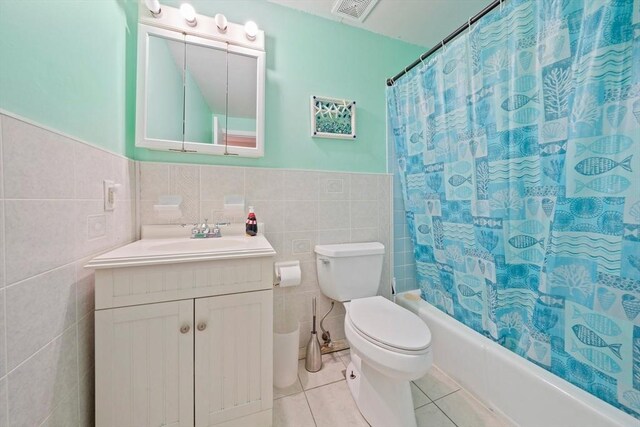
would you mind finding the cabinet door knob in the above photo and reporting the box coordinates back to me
[197,322,207,331]
[180,324,190,334]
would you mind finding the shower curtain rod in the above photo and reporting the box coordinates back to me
[386,0,502,86]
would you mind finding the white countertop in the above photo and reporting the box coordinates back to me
[86,225,276,269]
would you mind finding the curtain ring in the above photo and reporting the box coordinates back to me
[468,17,472,30]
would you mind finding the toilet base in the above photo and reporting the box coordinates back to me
[346,353,417,427]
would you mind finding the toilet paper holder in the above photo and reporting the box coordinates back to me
[274,261,301,287]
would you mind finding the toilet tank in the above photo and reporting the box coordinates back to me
[314,242,385,302]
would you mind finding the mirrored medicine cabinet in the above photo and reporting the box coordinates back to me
[136,10,265,157]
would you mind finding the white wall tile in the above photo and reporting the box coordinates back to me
[78,370,94,427]
[8,326,78,427]
[0,113,136,426]
[0,377,6,427]
[284,171,319,201]
[77,311,94,380]
[169,164,200,223]
[0,292,5,378]
[75,259,95,319]
[200,165,244,200]
[350,173,379,201]
[350,201,379,229]
[245,168,284,202]
[0,203,4,289]
[318,200,350,230]
[40,384,80,427]
[284,201,318,231]
[5,265,76,371]
[139,162,169,201]
[318,172,350,201]
[74,142,113,200]
[4,200,75,284]
[74,201,113,260]
[1,116,75,200]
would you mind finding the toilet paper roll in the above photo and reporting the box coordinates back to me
[275,261,301,287]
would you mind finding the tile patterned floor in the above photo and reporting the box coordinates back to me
[273,350,515,427]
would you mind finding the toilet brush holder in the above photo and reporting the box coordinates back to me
[305,297,323,372]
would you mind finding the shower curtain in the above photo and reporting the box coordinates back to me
[387,0,640,418]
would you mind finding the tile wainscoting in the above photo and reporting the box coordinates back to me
[0,113,137,426]
[138,162,393,350]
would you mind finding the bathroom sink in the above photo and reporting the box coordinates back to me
[86,226,275,268]
[148,237,248,253]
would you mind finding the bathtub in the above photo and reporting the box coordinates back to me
[396,290,639,427]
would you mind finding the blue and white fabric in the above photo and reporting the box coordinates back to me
[387,0,640,418]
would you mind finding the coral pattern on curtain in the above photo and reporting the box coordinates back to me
[387,0,640,418]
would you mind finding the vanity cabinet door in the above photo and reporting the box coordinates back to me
[194,290,273,426]
[95,300,194,427]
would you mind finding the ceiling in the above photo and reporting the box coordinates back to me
[268,0,492,47]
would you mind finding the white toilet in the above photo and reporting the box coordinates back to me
[315,242,433,427]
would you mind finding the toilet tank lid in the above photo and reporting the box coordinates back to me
[315,242,384,257]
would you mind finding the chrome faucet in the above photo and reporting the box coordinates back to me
[189,219,230,238]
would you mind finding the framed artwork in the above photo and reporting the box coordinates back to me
[310,96,356,139]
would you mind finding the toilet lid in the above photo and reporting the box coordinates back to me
[348,296,431,352]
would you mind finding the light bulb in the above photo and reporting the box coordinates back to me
[214,13,228,32]
[244,20,258,40]
[180,3,197,26]
[145,0,161,16]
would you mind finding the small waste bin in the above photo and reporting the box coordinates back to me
[273,317,300,389]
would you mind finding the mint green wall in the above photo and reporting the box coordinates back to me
[0,0,423,171]
[0,0,135,156]
[147,36,184,141]
[135,0,424,172]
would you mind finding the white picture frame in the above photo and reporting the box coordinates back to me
[310,95,357,140]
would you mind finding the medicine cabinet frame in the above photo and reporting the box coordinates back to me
[135,5,266,158]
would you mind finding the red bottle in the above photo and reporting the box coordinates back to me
[246,207,258,236]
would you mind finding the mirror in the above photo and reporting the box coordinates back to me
[136,24,265,157]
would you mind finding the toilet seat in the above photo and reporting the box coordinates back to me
[348,296,431,355]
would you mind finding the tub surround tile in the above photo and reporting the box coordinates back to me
[435,389,514,427]
[305,380,368,427]
[6,265,76,371]
[1,116,75,200]
[415,403,457,427]
[273,392,316,427]
[414,366,461,401]
[298,353,346,390]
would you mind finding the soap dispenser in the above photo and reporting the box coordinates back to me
[245,206,258,236]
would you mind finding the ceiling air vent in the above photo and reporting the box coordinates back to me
[331,0,379,23]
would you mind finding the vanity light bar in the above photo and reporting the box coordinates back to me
[139,1,264,50]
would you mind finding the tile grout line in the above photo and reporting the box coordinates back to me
[431,390,461,427]
[297,370,319,427]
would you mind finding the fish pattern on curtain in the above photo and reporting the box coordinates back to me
[387,0,640,418]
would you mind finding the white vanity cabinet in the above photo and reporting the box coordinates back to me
[89,233,276,427]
